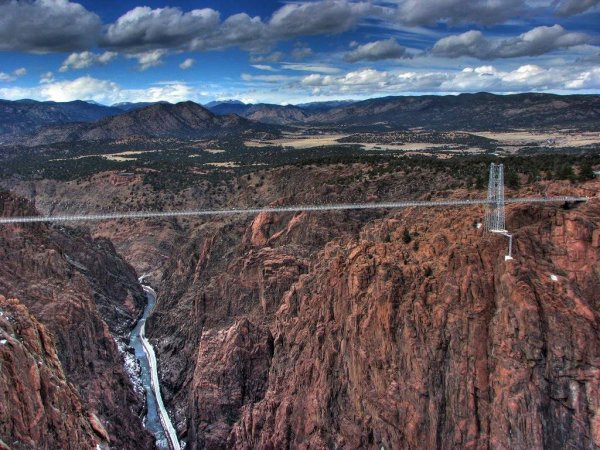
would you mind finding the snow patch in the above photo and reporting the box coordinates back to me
[115,337,144,398]
[0,339,7,345]
[550,274,559,282]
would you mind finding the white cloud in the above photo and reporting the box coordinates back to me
[127,50,167,71]
[302,68,393,87]
[554,0,600,16]
[251,64,278,71]
[281,63,341,73]
[60,51,117,71]
[37,76,121,102]
[268,1,373,38]
[250,52,284,63]
[1,0,595,64]
[0,75,204,104]
[0,67,28,82]
[344,38,410,62]
[101,6,220,52]
[297,64,600,95]
[100,1,375,55]
[241,73,295,83]
[291,45,314,60]
[179,58,195,70]
[386,0,527,26]
[432,25,593,59]
[40,72,55,83]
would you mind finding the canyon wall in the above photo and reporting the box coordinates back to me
[147,175,599,449]
[2,167,598,449]
[0,192,155,449]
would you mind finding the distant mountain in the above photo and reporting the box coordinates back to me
[0,99,123,142]
[295,100,356,111]
[22,101,280,145]
[207,102,310,125]
[112,101,170,112]
[2,93,599,146]
[206,93,600,130]
[206,101,251,116]
[303,93,600,130]
[204,100,245,109]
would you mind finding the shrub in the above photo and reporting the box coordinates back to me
[402,228,412,244]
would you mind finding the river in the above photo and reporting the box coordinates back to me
[130,284,180,450]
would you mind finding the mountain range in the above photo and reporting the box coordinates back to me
[0,99,121,141]
[17,101,279,146]
[0,93,598,145]
[206,93,600,129]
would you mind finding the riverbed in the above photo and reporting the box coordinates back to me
[130,285,180,450]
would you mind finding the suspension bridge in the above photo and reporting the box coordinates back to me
[0,164,589,258]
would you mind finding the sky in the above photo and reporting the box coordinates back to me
[0,0,599,105]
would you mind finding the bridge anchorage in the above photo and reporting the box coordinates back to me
[484,163,513,261]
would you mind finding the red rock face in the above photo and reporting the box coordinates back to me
[0,296,102,449]
[0,192,155,449]
[149,179,600,449]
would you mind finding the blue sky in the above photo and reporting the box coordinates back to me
[0,0,599,105]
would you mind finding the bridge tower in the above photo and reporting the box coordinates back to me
[484,163,513,260]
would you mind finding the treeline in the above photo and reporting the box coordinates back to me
[295,150,600,189]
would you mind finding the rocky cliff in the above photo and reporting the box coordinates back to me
[0,296,105,449]
[0,192,155,449]
[147,173,599,449]
[2,162,598,449]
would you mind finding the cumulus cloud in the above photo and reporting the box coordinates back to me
[387,0,526,26]
[0,75,202,104]
[179,58,195,70]
[60,51,117,72]
[554,0,600,16]
[204,13,267,51]
[432,25,592,59]
[100,1,372,54]
[296,64,600,95]
[3,0,592,62]
[40,71,55,83]
[241,73,294,83]
[250,52,284,63]
[0,67,28,82]
[302,68,393,87]
[127,50,167,71]
[291,45,314,60]
[344,38,410,62]
[0,0,101,52]
[101,6,220,52]
[268,1,372,38]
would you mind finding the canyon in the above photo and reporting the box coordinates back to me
[1,160,598,449]
[0,0,599,445]
[0,191,155,449]
[148,175,600,449]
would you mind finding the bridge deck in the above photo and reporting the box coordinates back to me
[0,196,588,224]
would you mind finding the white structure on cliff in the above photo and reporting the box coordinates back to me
[484,163,513,260]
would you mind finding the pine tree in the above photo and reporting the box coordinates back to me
[402,228,412,244]
[578,161,595,182]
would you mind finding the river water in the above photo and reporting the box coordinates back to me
[129,289,170,450]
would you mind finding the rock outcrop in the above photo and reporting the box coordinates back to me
[148,176,599,449]
[0,192,155,449]
[3,163,599,449]
[0,295,103,449]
